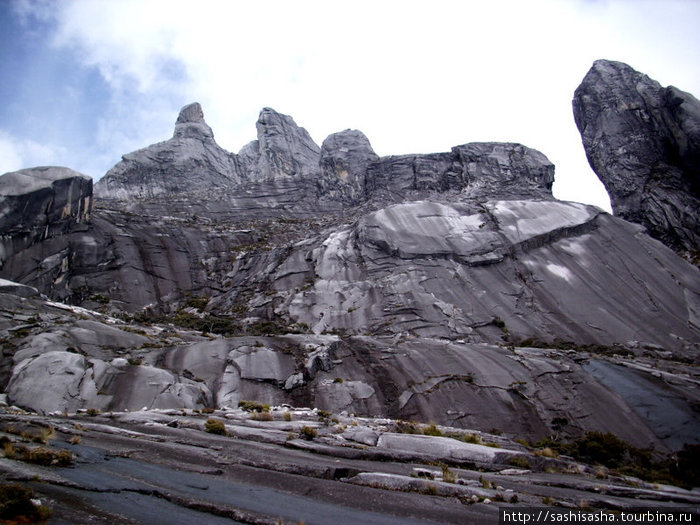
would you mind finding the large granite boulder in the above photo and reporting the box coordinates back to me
[95,102,246,200]
[573,59,700,254]
[0,166,92,265]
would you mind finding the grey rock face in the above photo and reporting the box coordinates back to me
[246,107,322,181]
[365,142,555,202]
[573,59,700,253]
[0,167,92,265]
[95,103,245,200]
[319,129,379,204]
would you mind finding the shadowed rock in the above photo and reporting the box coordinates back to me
[573,59,700,254]
[0,166,92,265]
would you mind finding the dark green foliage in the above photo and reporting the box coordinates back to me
[0,483,51,521]
[237,400,270,413]
[185,295,209,312]
[533,432,699,487]
[204,418,226,435]
[517,338,632,356]
[300,426,317,440]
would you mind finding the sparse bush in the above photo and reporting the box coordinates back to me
[333,377,344,383]
[202,407,215,414]
[283,411,292,422]
[0,483,51,522]
[252,412,274,422]
[69,436,81,445]
[86,408,100,417]
[238,400,270,413]
[300,426,317,441]
[422,423,443,437]
[508,455,532,469]
[21,446,73,467]
[204,419,226,435]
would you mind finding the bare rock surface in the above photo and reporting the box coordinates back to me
[0,166,92,265]
[573,59,700,254]
[0,407,697,524]
[95,103,245,200]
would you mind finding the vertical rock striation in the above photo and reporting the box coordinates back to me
[0,166,92,265]
[573,59,700,254]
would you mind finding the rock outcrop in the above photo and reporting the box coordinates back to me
[95,102,245,200]
[0,166,92,265]
[241,107,322,181]
[573,59,700,254]
[319,129,379,204]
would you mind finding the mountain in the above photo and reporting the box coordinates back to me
[0,59,698,514]
[573,59,700,257]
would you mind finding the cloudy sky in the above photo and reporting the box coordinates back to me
[1,0,699,210]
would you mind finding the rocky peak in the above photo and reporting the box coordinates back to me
[573,59,700,254]
[319,129,379,204]
[251,107,321,180]
[173,102,215,141]
[95,102,243,200]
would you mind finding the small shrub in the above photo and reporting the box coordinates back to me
[204,419,226,435]
[422,423,443,437]
[0,483,51,522]
[508,455,532,469]
[202,407,215,414]
[300,426,317,441]
[86,408,100,417]
[283,411,292,422]
[21,447,73,467]
[333,377,344,383]
[238,400,270,413]
[251,412,274,422]
[69,436,81,445]
[425,483,438,495]
[534,447,559,458]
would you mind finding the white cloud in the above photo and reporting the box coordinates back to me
[0,130,71,175]
[11,0,700,210]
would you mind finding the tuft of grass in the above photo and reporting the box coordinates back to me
[440,463,457,484]
[251,412,274,422]
[283,411,292,422]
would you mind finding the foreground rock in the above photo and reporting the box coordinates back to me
[0,408,696,524]
[573,59,700,255]
[1,284,697,453]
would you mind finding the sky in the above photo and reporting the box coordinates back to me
[1,0,699,211]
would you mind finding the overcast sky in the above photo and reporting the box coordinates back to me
[1,0,699,210]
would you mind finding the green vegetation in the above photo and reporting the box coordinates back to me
[0,483,51,522]
[204,418,227,435]
[508,455,532,469]
[237,400,270,413]
[516,338,632,356]
[300,426,317,441]
[531,432,699,488]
